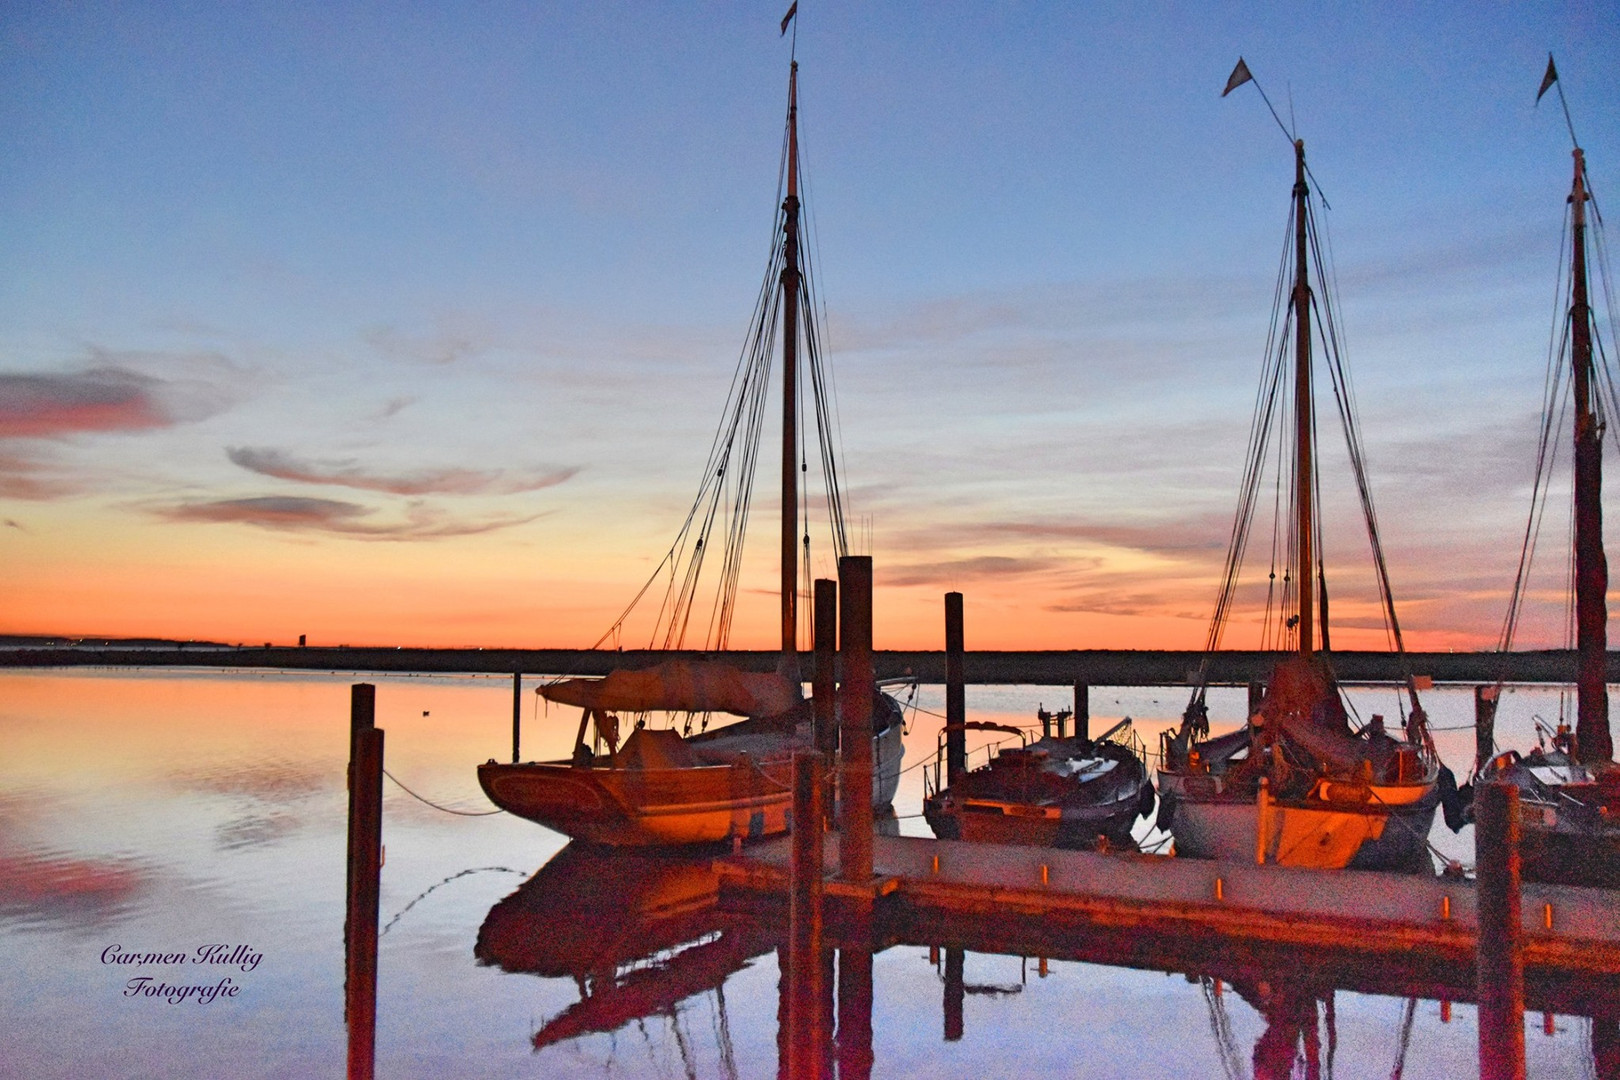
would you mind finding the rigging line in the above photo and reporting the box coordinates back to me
[1552,78,1580,153]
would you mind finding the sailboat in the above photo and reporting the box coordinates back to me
[1473,70,1619,888]
[1155,62,1442,871]
[478,47,903,846]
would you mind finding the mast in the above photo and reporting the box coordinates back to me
[1569,147,1612,763]
[779,61,802,669]
[1292,139,1315,657]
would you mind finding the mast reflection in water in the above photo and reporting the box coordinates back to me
[3,670,1615,1077]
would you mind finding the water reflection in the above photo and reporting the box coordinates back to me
[475,843,773,1051]
[483,841,1620,1078]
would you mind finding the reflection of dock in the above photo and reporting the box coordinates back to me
[718,834,1620,1017]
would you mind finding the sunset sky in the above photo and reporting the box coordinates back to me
[2,2,1617,651]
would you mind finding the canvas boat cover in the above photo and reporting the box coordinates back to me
[540,660,800,718]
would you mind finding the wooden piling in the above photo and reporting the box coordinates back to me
[511,672,522,763]
[944,592,965,784]
[943,946,965,1042]
[814,578,838,759]
[343,683,375,961]
[1476,781,1526,1080]
[1475,685,1499,771]
[838,555,874,884]
[1073,682,1089,742]
[345,685,383,1080]
[788,752,826,1080]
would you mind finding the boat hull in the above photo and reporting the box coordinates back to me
[922,791,1143,850]
[1160,775,1438,872]
[480,719,905,847]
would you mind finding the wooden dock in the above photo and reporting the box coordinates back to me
[4,643,1615,686]
[717,834,1620,1018]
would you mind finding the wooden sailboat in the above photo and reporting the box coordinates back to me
[1474,96,1620,888]
[1157,64,1441,871]
[479,51,903,846]
[922,714,1153,850]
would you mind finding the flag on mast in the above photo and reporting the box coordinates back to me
[780,2,798,35]
[1222,57,1253,98]
[1537,53,1558,103]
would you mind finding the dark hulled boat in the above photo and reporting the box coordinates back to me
[923,716,1153,850]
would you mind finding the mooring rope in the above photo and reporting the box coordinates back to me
[382,768,505,816]
[379,866,528,937]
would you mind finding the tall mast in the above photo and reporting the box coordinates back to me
[779,61,802,668]
[1292,139,1315,657]
[1569,147,1612,763]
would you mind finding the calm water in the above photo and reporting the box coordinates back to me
[0,668,1606,1078]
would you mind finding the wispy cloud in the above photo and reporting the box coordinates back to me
[881,555,1069,588]
[0,451,80,500]
[151,495,540,540]
[225,446,579,496]
[0,367,178,437]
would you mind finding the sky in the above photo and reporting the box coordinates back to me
[1,1,1617,651]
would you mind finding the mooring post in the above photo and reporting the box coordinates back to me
[944,592,966,785]
[943,946,965,1042]
[838,555,873,884]
[1476,780,1526,1080]
[788,752,826,1080]
[345,686,383,1080]
[511,672,522,764]
[1475,685,1499,771]
[1073,682,1089,743]
[1248,680,1265,717]
[344,683,376,963]
[814,578,838,760]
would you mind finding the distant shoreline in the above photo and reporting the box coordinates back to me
[0,640,1604,686]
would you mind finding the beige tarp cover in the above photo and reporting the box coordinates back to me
[540,660,800,718]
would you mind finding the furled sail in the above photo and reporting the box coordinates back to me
[540,660,800,718]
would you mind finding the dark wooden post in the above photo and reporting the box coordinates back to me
[511,672,523,764]
[943,947,965,1042]
[344,683,375,960]
[944,592,966,785]
[345,685,383,1080]
[814,578,838,759]
[1476,781,1525,1080]
[1248,680,1265,717]
[1475,685,1499,771]
[838,555,873,884]
[788,752,826,1080]
[1073,682,1089,743]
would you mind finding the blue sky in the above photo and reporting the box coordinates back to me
[1,2,1616,648]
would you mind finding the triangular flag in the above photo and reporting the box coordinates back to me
[1223,58,1253,98]
[1537,53,1558,103]
[780,1,798,36]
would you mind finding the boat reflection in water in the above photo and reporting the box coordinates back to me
[476,842,1620,1077]
[473,842,772,1052]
